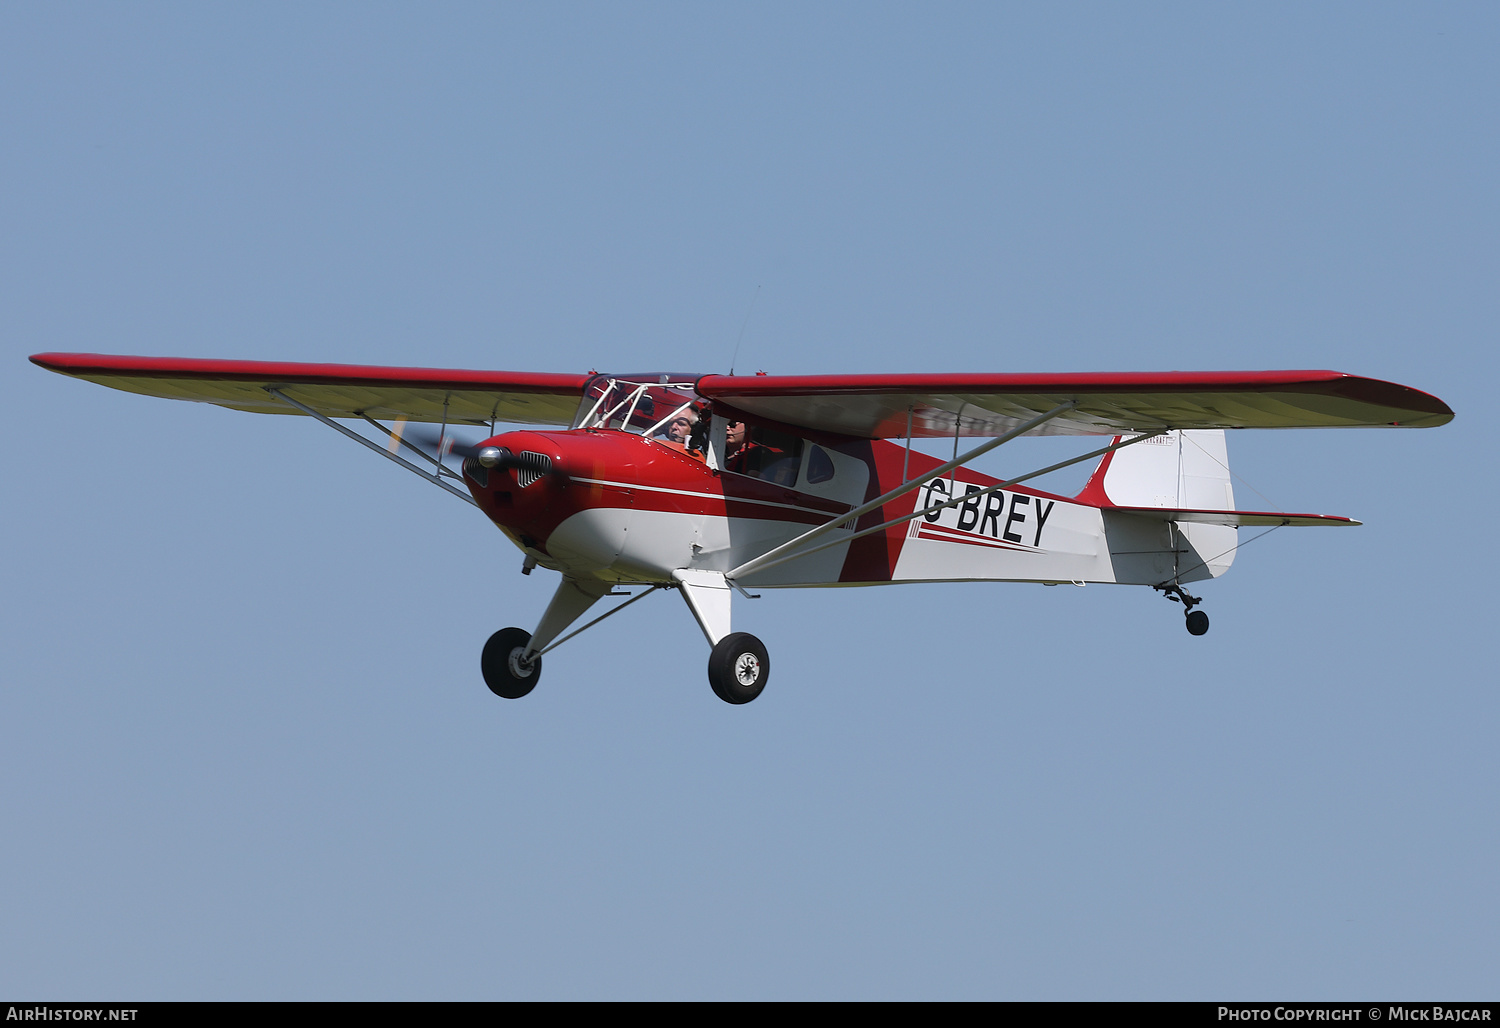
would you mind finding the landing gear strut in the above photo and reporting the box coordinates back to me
[1155,583,1210,636]
[480,574,772,704]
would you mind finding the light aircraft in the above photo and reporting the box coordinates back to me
[31,353,1452,704]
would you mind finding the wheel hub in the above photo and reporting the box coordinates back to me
[508,647,537,679]
[734,653,760,686]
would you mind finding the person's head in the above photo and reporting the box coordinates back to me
[666,413,695,443]
[725,420,747,449]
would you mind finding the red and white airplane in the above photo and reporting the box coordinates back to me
[31,353,1452,704]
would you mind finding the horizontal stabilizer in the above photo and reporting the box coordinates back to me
[1108,506,1360,527]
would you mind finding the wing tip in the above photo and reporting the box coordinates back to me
[29,352,73,373]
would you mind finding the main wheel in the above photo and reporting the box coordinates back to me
[482,627,541,698]
[1185,610,1210,636]
[707,632,769,704]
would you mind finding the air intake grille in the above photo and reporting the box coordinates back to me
[516,451,552,488]
[462,457,488,488]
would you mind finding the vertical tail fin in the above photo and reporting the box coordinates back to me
[1078,430,1239,580]
[1080,429,1234,511]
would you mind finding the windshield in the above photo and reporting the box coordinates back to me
[573,375,702,435]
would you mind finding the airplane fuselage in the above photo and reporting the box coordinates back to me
[467,427,1228,590]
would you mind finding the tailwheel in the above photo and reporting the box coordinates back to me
[482,627,541,699]
[708,632,769,705]
[1154,582,1210,637]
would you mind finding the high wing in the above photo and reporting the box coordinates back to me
[32,356,1454,437]
[695,370,1454,438]
[30,353,591,426]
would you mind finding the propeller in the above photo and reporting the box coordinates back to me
[403,426,559,485]
[406,426,484,462]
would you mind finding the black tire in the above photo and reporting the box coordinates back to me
[707,632,769,704]
[1185,610,1210,637]
[482,627,541,698]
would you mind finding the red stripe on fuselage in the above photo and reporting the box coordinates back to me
[915,521,1035,551]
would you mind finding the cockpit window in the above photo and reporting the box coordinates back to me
[572,374,709,461]
[574,375,700,435]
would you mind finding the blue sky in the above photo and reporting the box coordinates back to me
[3,3,1495,999]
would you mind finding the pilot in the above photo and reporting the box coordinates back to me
[657,412,696,444]
[654,410,707,461]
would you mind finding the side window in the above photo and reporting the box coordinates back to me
[726,425,803,487]
[806,445,835,484]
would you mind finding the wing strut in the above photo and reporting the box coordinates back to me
[726,402,1079,581]
[266,387,479,507]
[357,414,466,483]
[729,429,1167,582]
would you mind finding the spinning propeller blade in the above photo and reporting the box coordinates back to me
[406,426,483,461]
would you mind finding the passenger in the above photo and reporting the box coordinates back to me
[725,420,751,472]
[726,421,792,482]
